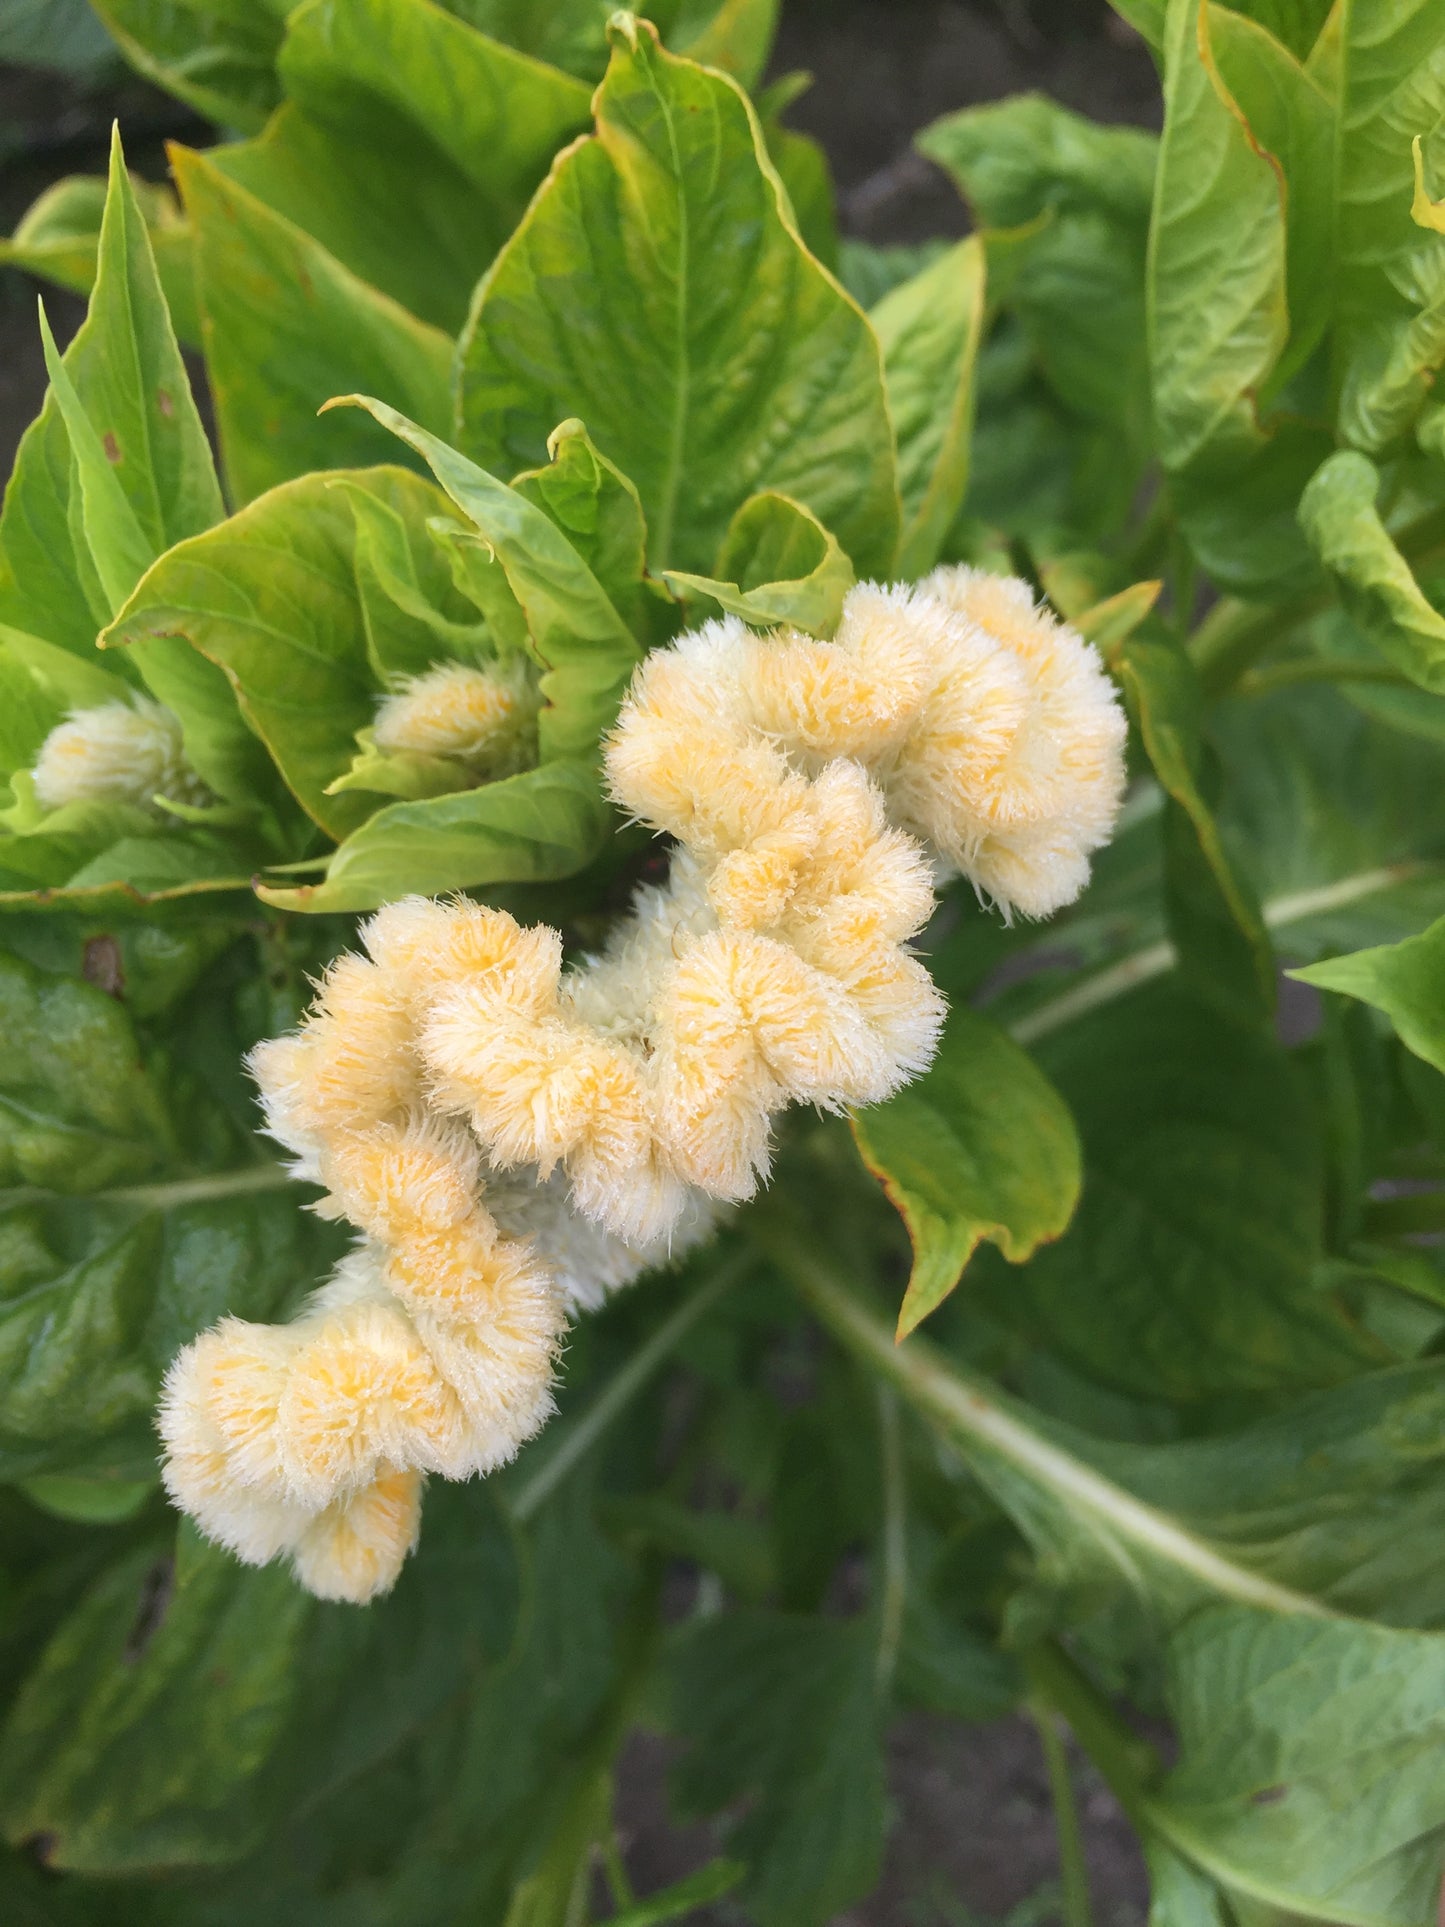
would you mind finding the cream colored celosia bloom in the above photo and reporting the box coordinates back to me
[159,569,1125,1602]
[372,659,538,779]
[32,697,209,818]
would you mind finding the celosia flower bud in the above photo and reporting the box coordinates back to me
[372,659,539,779]
[32,698,209,818]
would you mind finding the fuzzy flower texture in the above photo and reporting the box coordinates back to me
[160,569,1126,1602]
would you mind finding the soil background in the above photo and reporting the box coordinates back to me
[0,6,1163,1921]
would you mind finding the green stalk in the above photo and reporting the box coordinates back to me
[1235,656,1413,699]
[873,1385,908,1699]
[1030,1701,1095,1927]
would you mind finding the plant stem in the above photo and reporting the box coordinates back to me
[511,1252,749,1523]
[874,1384,908,1699]
[1234,656,1414,699]
[0,1164,300,1214]
[1030,1701,1095,1927]
[1008,861,1443,1047]
[600,1830,636,1910]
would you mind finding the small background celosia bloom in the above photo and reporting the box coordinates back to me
[32,698,209,818]
[371,658,540,780]
[159,572,1126,1601]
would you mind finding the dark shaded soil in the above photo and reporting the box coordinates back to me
[0,7,1162,1920]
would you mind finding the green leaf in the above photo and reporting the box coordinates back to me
[1291,914,1445,1073]
[662,490,854,637]
[201,0,592,337]
[985,982,1375,1402]
[90,0,284,131]
[0,1479,522,1876]
[172,146,452,505]
[1118,635,1276,1015]
[331,478,490,683]
[1147,2,1332,594]
[512,417,662,646]
[104,465,464,840]
[603,1859,746,1927]
[0,130,220,668]
[0,171,200,346]
[872,237,987,580]
[1206,4,1335,389]
[0,938,340,1480]
[670,0,779,89]
[457,15,899,576]
[852,1003,1082,1340]
[1333,1,1445,449]
[765,121,838,272]
[1150,0,1287,471]
[1299,449,1445,692]
[256,760,611,914]
[335,398,642,764]
[665,1610,887,1927]
[1152,1605,1445,1926]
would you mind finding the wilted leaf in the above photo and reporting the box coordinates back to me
[457,16,899,576]
[852,1003,1081,1338]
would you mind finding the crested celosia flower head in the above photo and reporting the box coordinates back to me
[372,659,539,780]
[31,698,209,818]
[160,566,1125,1602]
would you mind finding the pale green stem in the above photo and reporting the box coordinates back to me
[1010,862,1442,1048]
[511,1254,748,1524]
[0,1164,298,1214]
[765,1229,1326,1621]
[1234,657,1413,699]
[874,1384,908,1700]
[1030,1702,1095,1927]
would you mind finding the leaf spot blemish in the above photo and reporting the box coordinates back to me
[22,1831,59,1868]
[102,431,121,464]
[157,386,174,418]
[82,934,125,999]
[1250,1783,1289,1806]
[123,1557,175,1663]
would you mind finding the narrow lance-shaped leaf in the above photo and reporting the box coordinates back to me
[851,1003,1082,1339]
[662,492,854,637]
[1290,914,1445,1074]
[0,170,200,346]
[458,13,900,577]
[872,236,987,580]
